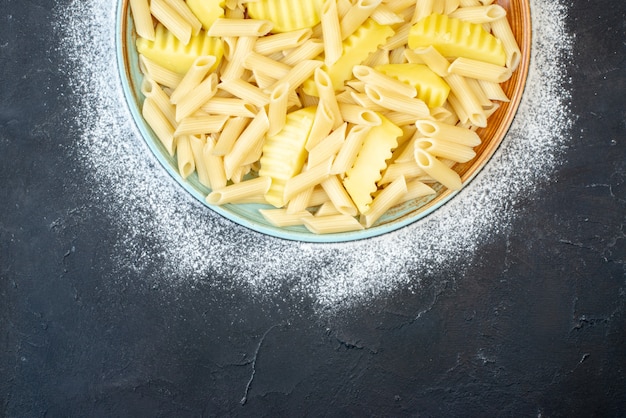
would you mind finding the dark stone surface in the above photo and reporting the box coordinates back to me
[1,0,625,416]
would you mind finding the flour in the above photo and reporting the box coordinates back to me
[54,1,573,313]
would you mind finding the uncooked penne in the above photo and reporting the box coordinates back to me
[206,176,272,204]
[129,0,155,40]
[207,18,273,37]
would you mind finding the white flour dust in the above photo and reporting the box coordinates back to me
[54,1,573,312]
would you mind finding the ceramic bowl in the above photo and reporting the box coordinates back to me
[116,0,531,242]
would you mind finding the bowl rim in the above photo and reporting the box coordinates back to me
[115,0,532,243]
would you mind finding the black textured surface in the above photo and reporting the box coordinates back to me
[1,0,625,416]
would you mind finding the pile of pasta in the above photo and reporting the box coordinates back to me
[129,0,521,234]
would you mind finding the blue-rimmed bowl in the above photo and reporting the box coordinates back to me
[115,0,531,242]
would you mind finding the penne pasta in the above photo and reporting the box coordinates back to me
[142,97,176,156]
[302,214,364,234]
[206,176,272,204]
[207,18,273,37]
[340,0,383,40]
[176,135,196,179]
[175,72,219,121]
[448,4,506,23]
[414,148,462,190]
[448,57,512,83]
[321,0,343,66]
[320,174,358,216]
[150,0,192,44]
[490,16,522,70]
[259,208,314,227]
[361,175,407,227]
[254,28,312,55]
[267,83,290,136]
[169,55,216,104]
[129,0,155,40]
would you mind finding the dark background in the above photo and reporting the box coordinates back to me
[1,0,625,416]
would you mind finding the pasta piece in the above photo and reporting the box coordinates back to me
[150,0,192,44]
[212,116,249,156]
[175,72,219,121]
[206,176,272,204]
[444,0,460,14]
[174,114,229,136]
[254,29,312,55]
[203,136,228,189]
[378,161,425,185]
[302,214,364,234]
[490,16,522,70]
[142,97,176,156]
[371,4,404,26]
[330,124,371,176]
[259,107,316,207]
[176,135,195,179]
[200,97,257,118]
[400,179,436,203]
[141,78,177,127]
[338,103,381,126]
[286,187,314,213]
[207,18,273,37]
[414,119,481,146]
[414,137,476,163]
[267,83,290,136]
[280,39,325,66]
[320,175,357,216]
[220,35,256,81]
[265,60,324,94]
[314,68,344,129]
[414,148,462,190]
[223,108,269,179]
[361,175,407,227]
[352,65,417,98]
[340,0,383,39]
[315,201,342,217]
[443,73,486,127]
[447,4,506,23]
[188,134,211,188]
[305,101,336,151]
[410,46,450,77]
[243,51,291,79]
[321,0,343,66]
[218,78,269,107]
[364,85,430,118]
[448,57,512,83]
[307,123,346,167]
[412,0,434,23]
[169,55,216,104]
[139,55,183,89]
[477,79,510,102]
[408,13,506,66]
[259,209,313,227]
[163,0,203,35]
[129,0,155,41]
[343,114,402,213]
[283,157,332,203]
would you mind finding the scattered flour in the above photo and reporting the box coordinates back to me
[54,1,573,313]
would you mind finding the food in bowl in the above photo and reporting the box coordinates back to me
[121,0,528,237]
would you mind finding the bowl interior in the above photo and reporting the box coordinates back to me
[116,0,531,242]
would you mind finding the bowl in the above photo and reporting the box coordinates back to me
[116,0,531,242]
